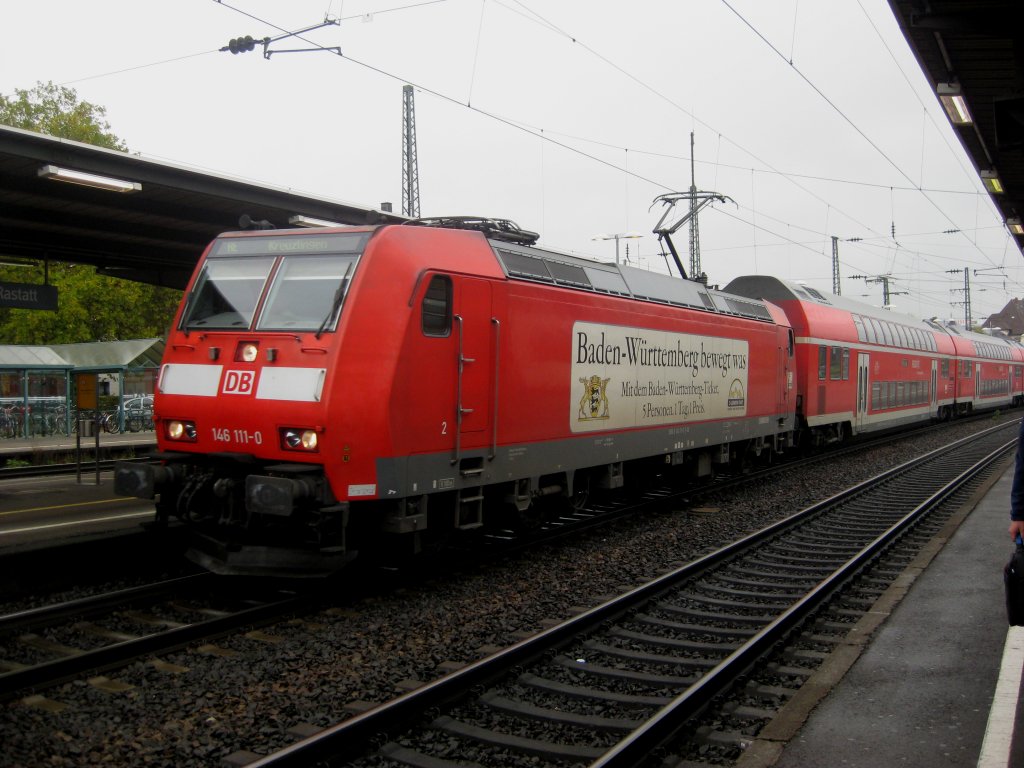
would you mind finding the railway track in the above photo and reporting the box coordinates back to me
[0,573,307,700]
[455,411,1010,565]
[239,420,1016,768]
[0,454,152,479]
[1,416,1011,704]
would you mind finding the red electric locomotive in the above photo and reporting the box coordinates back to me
[116,219,798,575]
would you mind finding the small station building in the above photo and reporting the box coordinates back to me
[0,338,163,437]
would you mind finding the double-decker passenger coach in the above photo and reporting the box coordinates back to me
[727,276,960,440]
[942,323,1024,414]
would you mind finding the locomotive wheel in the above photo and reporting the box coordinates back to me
[509,502,545,532]
[569,472,591,512]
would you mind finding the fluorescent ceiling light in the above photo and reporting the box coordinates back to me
[1008,217,1024,235]
[288,215,344,228]
[38,164,141,193]
[981,170,1004,194]
[937,82,972,125]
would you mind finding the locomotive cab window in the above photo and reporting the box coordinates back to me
[257,256,356,332]
[184,232,368,332]
[182,257,275,330]
[422,275,452,336]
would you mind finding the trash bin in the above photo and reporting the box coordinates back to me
[80,419,95,437]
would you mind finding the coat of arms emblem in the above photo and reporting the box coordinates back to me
[578,375,611,420]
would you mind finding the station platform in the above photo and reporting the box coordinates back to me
[738,458,1024,768]
[0,430,155,462]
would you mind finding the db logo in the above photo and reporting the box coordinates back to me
[222,369,257,395]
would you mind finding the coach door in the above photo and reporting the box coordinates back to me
[931,360,938,409]
[451,277,493,456]
[855,353,869,431]
[779,328,794,415]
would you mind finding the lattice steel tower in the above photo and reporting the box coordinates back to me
[402,85,421,218]
[688,132,702,281]
[831,236,842,295]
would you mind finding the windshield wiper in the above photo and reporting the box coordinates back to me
[315,263,353,339]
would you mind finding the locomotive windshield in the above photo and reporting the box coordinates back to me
[257,256,356,331]
[181,231,368,332]
[182,257,275,329]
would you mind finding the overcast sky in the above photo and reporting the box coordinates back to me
[2,0,1020,324]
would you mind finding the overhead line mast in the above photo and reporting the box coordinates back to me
[402,84,421,219]
[652,133,734,283]
[688,132,701,282]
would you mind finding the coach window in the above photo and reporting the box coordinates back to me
[881,322,894,346]
[867,317,881,344]
[830,347,842,379]
[842,348,850,380]
[941,359,950,378]
[422,275,452,336]
[853,315,866,342]
[818,346,827,380]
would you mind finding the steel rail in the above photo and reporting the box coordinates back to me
[592,435,1015,766]
[0,583,307,698]
[0,455,152,480]
[0,573,213,635]
[245,420,1017,768]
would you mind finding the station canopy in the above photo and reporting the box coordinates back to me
[0,124,406,289]
[0,338,163,374]
[887,0,1024,255]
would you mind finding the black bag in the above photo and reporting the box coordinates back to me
[1005,542,1024,626]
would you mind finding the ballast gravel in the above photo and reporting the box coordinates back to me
[0,415,1015,767]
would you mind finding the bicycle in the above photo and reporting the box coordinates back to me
[48,405,69,436]
[100,410,121,434]
[0,406,21,439]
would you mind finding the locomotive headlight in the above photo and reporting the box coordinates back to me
[166,419,197,442]
[237,342,259,363]
[281,428,319,452]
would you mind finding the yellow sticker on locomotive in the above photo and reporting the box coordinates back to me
[571,321,749,432]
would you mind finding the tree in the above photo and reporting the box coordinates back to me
[0,264,181,343]
[0,82,181,343]
[0,81,126,150]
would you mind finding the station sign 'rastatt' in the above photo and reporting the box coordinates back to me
[0,281,57,310]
